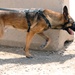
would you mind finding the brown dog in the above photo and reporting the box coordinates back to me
[0,6,74,58]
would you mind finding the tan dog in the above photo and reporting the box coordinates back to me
[0,6,74,58]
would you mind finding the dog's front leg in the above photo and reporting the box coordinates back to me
[25,31,35,58]
[38,32,51,49]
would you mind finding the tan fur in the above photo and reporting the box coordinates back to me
[0,7,74,58]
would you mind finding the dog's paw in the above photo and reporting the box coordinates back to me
[26,56,33,58]
[25,53,33,58]
[40,39,50,49]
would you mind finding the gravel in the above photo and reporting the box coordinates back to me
[0,39,75,75]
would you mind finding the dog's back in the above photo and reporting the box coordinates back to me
[0,10,39,30]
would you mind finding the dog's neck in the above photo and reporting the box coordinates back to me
[43,9,64,26]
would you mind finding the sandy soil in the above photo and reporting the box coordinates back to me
[0,36,75,75]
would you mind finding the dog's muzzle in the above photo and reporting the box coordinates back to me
[71,22,75,31]
[63,22,75,35]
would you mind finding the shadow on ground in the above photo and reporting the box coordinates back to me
[0,43,75,65]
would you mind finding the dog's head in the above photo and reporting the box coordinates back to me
[62,6,75,35]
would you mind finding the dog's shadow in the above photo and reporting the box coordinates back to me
[0,41,75,65]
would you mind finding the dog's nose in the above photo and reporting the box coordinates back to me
[73,22,75,28]
[71,22,75,31]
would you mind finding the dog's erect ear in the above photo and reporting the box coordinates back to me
[63,6,68,19]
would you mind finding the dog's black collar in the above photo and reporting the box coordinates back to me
[62,18,70,29]
[25,9,51,32]
[38,10,51,28]
[25,10,31,32]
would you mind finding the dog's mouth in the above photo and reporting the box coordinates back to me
[67,28,74,35]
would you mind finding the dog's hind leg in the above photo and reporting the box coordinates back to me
[38,32,51,49]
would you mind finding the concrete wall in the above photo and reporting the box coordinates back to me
[0,0,71,51]
[69,0,75,20]
[0,0,65,13]
[0,28,73,51]
[0,0,70,13]
[63,0,70,13]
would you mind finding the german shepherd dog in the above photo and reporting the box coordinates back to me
[0,6,75,58]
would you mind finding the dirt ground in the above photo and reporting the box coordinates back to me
[0,36,75,75]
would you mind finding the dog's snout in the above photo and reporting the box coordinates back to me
[73,22,75,28]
